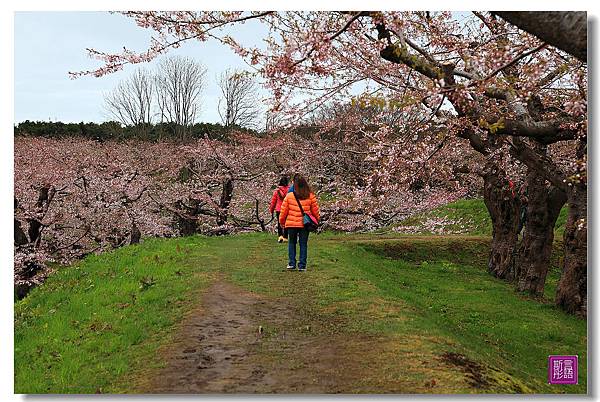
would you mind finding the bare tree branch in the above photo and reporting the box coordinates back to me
[217,69,261,129]
[155,55,207,139]
[104,68,154,128]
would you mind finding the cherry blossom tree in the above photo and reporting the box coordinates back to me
[14,137,177,296]
[15,120,475,298]
[70,11,587,315]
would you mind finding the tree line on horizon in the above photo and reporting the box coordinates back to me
[13,119,262,142]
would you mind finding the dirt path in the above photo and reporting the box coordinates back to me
[134,278,478,394]
[135,280,443,393]
[135,281,282,393]
[135,281,341,393]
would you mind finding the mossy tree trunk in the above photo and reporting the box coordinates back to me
[556,183,587,317]
[482,164,521,280]
[514,169,566,295]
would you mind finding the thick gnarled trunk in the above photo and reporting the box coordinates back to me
[556,184,587,317]
[483,164,521,280]
[509,137,587,316]
[514,171,566,295]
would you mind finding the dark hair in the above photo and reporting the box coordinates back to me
[278,176,289,186]
[294,175,312,200]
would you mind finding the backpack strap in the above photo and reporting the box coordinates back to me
[292,191,306,216]
[277,189,284,201]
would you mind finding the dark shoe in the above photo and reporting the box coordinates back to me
[298,267,307,272]
[286,265,296,271]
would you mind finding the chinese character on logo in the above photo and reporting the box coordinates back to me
[548,355,578,384]
[564,360,574,380]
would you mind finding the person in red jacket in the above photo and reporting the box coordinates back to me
[279,175,320,271]
[269,176,290,243]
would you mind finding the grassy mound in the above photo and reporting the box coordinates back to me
[396,198,568,238]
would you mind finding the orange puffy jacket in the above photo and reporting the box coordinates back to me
[279,192,320,229]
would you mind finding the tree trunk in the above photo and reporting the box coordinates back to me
[508,136,587,317]
[513,170,566,295]
[15,218,28,246]
[216,177,234,226]
[176,199,200,236]
[556,183,587,317]
[482,163,521,280]
[14,198,28,246]
[27,184,55,246]
[130,222,141,244]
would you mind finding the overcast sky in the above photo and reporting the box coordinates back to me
[14,12,271,124]
[14,12,476,126]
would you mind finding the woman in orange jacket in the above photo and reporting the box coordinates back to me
[279,174,320,271]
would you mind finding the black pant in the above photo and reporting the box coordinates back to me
[275,212,288,238]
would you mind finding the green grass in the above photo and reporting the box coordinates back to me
[358,238,585,393]
[14,236,239,393]
[15,231,586,394]
[395,199,492,235]
[554,205,569,237]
